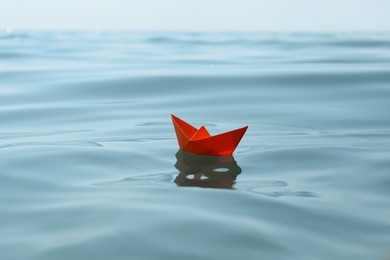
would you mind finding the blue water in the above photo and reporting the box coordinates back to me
[1,31,390,260]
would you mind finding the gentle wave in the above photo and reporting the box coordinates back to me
[1,31,390,260]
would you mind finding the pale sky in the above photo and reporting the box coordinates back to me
[0,0,389,31]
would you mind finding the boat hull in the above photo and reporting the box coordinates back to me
[171,114,248,156]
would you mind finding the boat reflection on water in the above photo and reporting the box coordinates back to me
[174,150,242,189]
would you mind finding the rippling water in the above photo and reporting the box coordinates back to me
[1,31,390,259]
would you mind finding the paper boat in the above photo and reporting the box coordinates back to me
[171,114,248,156]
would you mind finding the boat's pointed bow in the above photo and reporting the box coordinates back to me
[171,114,199,149]
[226,125,248,153]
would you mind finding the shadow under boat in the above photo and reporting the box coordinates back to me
[174,149,242,189]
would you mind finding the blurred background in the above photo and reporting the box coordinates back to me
[1,0,390,31]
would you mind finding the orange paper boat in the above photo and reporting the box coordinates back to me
[171,114,248,156]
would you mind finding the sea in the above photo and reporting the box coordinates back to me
[1,30,390,260]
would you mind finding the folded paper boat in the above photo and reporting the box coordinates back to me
[171,114,248,156]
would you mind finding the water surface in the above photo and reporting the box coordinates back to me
[1,31,390,260]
